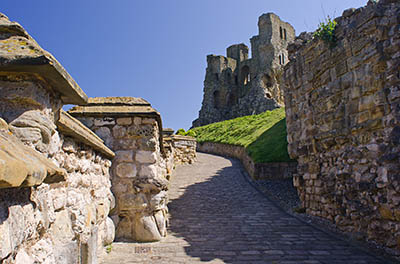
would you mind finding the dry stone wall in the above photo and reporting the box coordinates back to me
[193,13,295,127]
[283,0,400,253]
[69,98,169,242]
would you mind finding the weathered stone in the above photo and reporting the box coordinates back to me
[136,150,157,164]
[114,150,134,163]
[133,215,162,242]
[116,117,132,126]
[95,117,115,127]
[0,127,66,188]
[116,163,137,178]
[112,125,126,139]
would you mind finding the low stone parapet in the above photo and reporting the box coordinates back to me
[197,142,296,180]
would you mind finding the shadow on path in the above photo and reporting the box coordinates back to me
[168,154,387,264]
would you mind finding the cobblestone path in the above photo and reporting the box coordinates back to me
[101,153,392,264]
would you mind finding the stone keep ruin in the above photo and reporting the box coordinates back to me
[0,13,196,263]
[192,13,295,127]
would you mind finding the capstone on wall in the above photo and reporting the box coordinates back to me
[283,0,400,253]
[69,97,170,242]
[0,13,115,263]
[192,13,295,127]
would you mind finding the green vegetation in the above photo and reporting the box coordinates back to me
[189,108,293,163]
[313,17,337,48]
[176,128,196,137]
[106,244,112,254]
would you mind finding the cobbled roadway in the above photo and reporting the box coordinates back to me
[101,153,392,264]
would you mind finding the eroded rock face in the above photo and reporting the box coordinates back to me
[70,97,169,242]
[283,1,400,252]
[192,13,295,127]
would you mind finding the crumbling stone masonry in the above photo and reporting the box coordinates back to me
[283,0,400,253]
[69,97,169,242]
[192,13,295,127]
[0,13,115,263]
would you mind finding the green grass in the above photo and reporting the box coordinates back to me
[189,108,293,163]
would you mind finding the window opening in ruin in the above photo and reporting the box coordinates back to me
[240,66,250,86]
[215,73,219,81]
[213,90,220,109]
[228,91,238,105]
[282,54,285,64]
[262,74,273,88]
[280,26,283,39]
[284,29,287,40]
[279,55,282,65]
[227,72,231,84]
[234,75,238,85]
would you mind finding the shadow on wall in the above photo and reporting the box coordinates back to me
[0,188,32,226]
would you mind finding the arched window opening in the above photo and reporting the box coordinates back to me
[279,55,282,65]
[280,26,283,39]
[262,74,273,88]
[282,54,285,64]
[213,91,220,109]
[284,28,287,40]
[240,66,250,86]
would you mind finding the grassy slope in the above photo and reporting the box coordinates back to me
[190,108,293,163]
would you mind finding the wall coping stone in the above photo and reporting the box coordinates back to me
[57,110,115,159]
[0,13,88,105]
[68,97,165,154]
[0,118,66,188]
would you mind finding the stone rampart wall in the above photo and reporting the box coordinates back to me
[283,0,400,252]
[197,142,296,180]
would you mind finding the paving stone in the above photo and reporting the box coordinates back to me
[100,153,392,264]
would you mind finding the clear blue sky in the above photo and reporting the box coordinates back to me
[1,0,365,130]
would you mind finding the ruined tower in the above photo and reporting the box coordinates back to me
[192,13,295,127]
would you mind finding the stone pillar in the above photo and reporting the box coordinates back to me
[69,97,169,242]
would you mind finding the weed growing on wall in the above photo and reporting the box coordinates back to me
[314,17,337,48]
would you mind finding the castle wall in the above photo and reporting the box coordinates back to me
[283,0,400,252]
[193,13,295,127]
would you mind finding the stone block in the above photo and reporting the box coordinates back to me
[135,150,157,164]
[94,118,115,126]
[112,125,126,139]
[114,150,134,163]
[139,164,158,178]
[116,117,132,126]
[133,214,162,242]
[115,163,137,178]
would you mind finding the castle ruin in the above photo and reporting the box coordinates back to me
[192,13,295,127]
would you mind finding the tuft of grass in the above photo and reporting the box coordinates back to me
[189,108,294,163]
